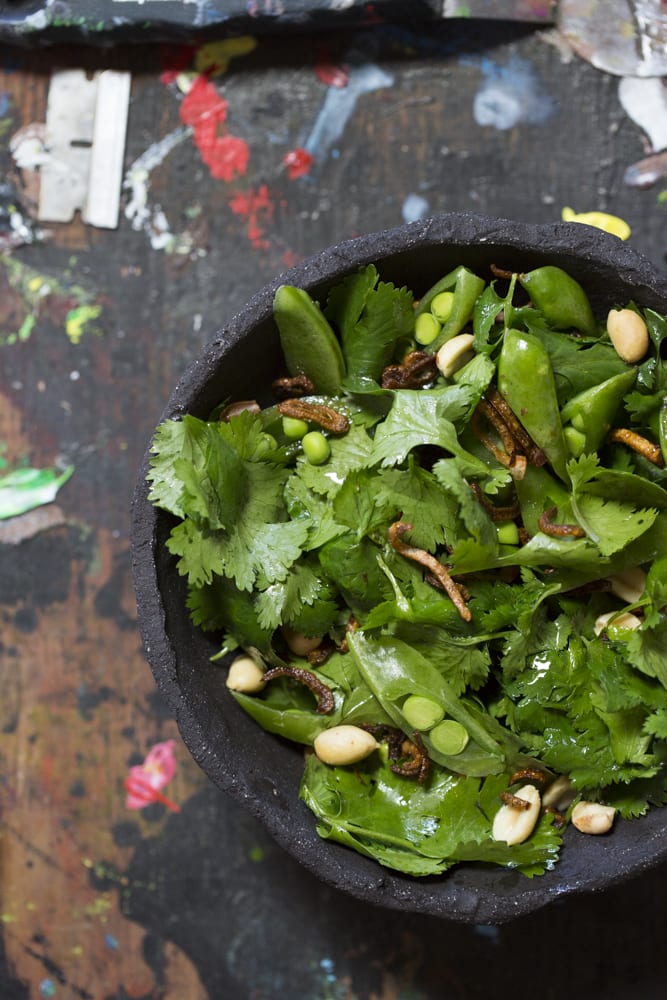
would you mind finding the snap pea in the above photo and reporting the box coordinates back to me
[661,402,667,466]
[415,266,485,350]
[560,368,637,456]
[273,285,346,395]
[497,328,570,481]
[519,265,597,336]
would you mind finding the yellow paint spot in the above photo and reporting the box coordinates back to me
[561,207,631,240]
[25,901,37,911]
[195,37,257,77]
[84,895,112,918]
[65,304,102,345]
[1,913,16,924]
[71,945,83,957]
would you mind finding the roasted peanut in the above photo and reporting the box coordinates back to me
[314,725,380,766]
[594,610,642,637]
[436,333,475,378]
[571,801,616,835]
[492,783,541,846]
[607,308,649,363]
[226,655,266,694]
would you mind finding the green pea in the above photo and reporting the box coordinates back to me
[563,426,587,457]
[302,431,330,465]
[431,291,455,323]
[282,416,309,439]
[414,312,441,346]
[496,522,520,546]
[402,695,445,731]
[429,720,469,756]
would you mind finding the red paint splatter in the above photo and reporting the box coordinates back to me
[180,74,228,129]
[283,147,314,180]
[282,250,299,269]
[180,75,250,182]
[125,739,180,813]
[314,45,349,89]
[229,184,274,249]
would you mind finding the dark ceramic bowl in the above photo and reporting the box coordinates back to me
[131,213,667,924]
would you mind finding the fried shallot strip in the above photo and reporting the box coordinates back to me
[500,790,533,810]
[381,351,439,389]
[262,666,335,714]
[388,521,472,622]
[484,387,547,466]
[537,506,586,539]
[470,482,520,522]
[272,374,315,399]
[471,403,528,480]
[277,399,350,434]
[609,427,665,467]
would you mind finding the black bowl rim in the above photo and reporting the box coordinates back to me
[131,212,667,924]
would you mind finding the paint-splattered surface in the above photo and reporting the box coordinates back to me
[1,19,667,999]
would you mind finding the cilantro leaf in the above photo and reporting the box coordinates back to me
[369,387,475,467]
[326,264,415,383]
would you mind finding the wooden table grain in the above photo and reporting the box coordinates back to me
[1,20,666,999]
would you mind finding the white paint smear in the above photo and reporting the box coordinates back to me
[305,63,394,160]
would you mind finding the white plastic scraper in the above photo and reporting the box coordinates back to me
[38,68,131,229]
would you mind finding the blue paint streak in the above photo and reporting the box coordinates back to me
[104,933,120,950]
[473,55,556,131]
[39,980,56,999]
[305,62,394,161]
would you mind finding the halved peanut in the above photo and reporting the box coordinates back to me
[607,308,649,363]
[594,610,642,637]
[492,783,541,846]
[541,774,575,811]
[571,801,616,835]
[608,567,646,604]
[314,725,379,766]
[436,334,475,378]
[226,655,266,694]
[282,626,323,657]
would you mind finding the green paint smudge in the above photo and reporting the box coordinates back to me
[248,845,265,863]
[0,254,102,346]
[0,464,74,520]
[66,304,102,344]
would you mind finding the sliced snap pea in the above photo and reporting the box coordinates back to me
[560,368,637,456]
[415,266,485,350]
[402,695,445,731]
[273,285,346,396]
[497,328,570,482]
[429,720,469,756]
[518,265,597,336]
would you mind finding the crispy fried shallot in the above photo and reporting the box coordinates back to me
[388,521,472,622]
[470,482,520,522]
[381,351,439,389]
[538,506,586,539]
[262,665,335,714]
[609,428,665,467]
[277,399,350,434]
[272,374,315,399]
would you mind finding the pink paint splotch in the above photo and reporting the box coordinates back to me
[230,184,275,249]
[125,739,180,813]
[180,75,250,182]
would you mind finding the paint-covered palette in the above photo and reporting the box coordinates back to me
[0,1,555,44]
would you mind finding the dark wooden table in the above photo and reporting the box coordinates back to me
[1,16,667,999]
